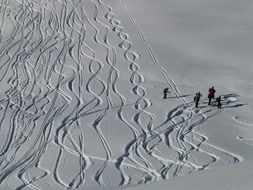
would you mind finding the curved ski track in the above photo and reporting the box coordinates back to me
[0,0,242,189]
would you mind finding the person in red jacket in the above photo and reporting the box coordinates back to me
[208,86,216,105]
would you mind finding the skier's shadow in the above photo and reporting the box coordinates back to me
[221,93,247,108]
[226,103,246,108]
[165,94,191,99]
[222,93,240,99]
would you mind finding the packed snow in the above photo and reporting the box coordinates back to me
[0,0,253,189]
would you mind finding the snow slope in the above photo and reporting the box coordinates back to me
[0,0,253,189]
[103,160,253,190]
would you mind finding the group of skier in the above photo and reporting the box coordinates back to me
[163,86,222,108]
[194,86,222,108]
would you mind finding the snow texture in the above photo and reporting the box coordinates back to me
[0,0,253,189]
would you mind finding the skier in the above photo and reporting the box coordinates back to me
[216,96,222,108]
[163,87,170,99]
[194,92,202,108]
[208,86,216,105]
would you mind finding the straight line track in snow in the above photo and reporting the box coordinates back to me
[116,0,188,105]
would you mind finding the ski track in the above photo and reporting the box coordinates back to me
[0,0,243,189]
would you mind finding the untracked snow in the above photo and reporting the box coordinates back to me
[0,0,253,190]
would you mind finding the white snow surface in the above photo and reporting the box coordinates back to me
[0,0,253,189]
[102,160,253,190]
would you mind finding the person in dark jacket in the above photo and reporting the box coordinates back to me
[163,87,170,99]
[216,96,222,108]
[208,86,216,105]
[194,92,202,108]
